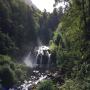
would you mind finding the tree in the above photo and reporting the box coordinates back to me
[0,65,16,89]
[50,0,90,86]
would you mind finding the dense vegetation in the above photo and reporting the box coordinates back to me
[39,8,63,44]
[0,0,42,58]
[36,80,57,90]
[0,0,41,88]
[0,0,62,89]
[0,0,90,89]
[49,0,90,90]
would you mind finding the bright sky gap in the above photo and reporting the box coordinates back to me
[31,0,66,13]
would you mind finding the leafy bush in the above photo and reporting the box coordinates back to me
[0,65,16,89]
[60,79,90,90]
[37,80,57,90]
[0,55,12,65]
[0,55,28,88]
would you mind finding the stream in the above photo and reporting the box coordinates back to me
[10,69,59,90]
[9,46,59,90]
[17,70,48,90]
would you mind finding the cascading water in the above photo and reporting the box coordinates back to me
[23,46,51,68]
[36,46,51,68]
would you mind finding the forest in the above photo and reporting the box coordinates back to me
[0,0,90,90]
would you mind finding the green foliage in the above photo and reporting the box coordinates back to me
[0,31,16,55]
[0,55,27,88]
[0,55,15,88]
[15,68,25,82]
[50,0,90,89]
[37,80,57,90]
[0,0,89,89]
[0,65,16,89]
[50,40,57,52]
[60,79,90,90]
[38,7,63,44]
[0,1,43,88]
[0,0,42,58]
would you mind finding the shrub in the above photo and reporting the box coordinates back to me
[37,80,57,90]
[0,65,16,89]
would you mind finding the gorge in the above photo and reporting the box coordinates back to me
[0,0,89,90]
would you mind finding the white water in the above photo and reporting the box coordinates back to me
[47,53,51,68]
[16,70,48,90]
[36,46,50,68]
[36,46,49,55]
[24,46,50,68]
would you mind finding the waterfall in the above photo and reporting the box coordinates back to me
[47,53,51,68]
[36,46,51,68]
[15,46,57,90]
[24,45,54,68]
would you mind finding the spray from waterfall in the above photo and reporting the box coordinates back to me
[24,52,34,68]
